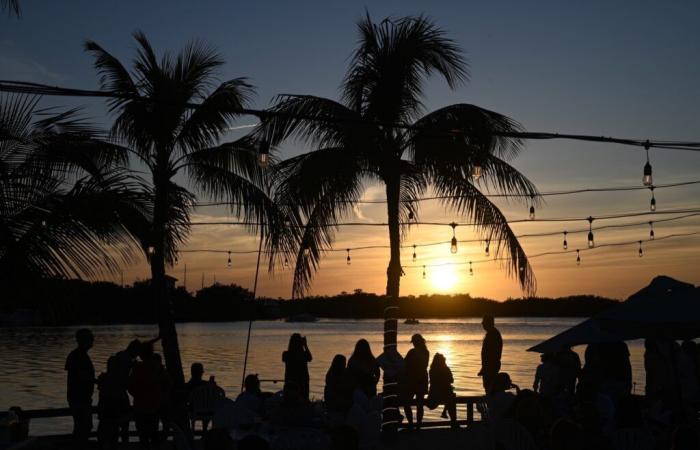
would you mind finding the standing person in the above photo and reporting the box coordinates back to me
[65,328,96,449]
[282,333,313,401]
[556,346,581,397]
[111,339,140,443]
[533,353,560,398]
[347,339,380,398]
[184,362,207,398]
[400,334,429,430]
[128,342,165,449]
[426,353,458,428]
[97,356,130,450]
[478,315,502,393]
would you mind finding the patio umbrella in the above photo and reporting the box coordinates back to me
[597,276,700,340]
[527,317,631,353]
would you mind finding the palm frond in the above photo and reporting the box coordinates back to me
[429,168,536,295]
[1,0,20,17]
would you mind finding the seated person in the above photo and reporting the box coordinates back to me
[185,363,207,397]
[486,372,519,421]
[425,353,458,428]
[270,382,312,426]
[236,374,264,416]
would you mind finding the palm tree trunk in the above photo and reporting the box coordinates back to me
[382,173,401,438]
[152,173,185,388]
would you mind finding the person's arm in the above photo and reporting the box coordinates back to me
[533,367,541,392]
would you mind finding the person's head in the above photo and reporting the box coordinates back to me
[106,355,118,373]
[244,374,260,393]
[329,354,347,374]
[288,333,303,352]
[352,339,374,362]
[482,314,495,331]
[191,362,204,380]
[411,333,426,349]
[76,328,94,350]
[126,339,141,357]
[138,341,154,361]
[430,353,447,371]
[492,372,513,393]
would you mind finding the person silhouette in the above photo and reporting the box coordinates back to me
[426,353,457,428]
[479,315,502,393]
[97,355,130,450]
[65,328,95,449]
[110,339,140,443]
[325,355,352,414]
[400,334,429,430]
[347,339,380,398]
[128,342,169,449]
[185,362,207,397]
[282,333,313,401]
[236,374,264,416]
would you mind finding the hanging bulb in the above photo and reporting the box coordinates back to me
[471,164,482,180]
[41,220,47,227]
[147,246,155,256]
[485,239,490,257]
[587,217,595,248]
[649,187,656,212]
[529,195,535,220]
[412,244,417,262]
[638,241,643,257]
[346,249,351,265]
[408,210,415,221]
[563,231,568,250]
[174,251,179,266]
[283,256,290,268]
[450,222,458,254]
[649,221,655,240]
[642,141,653,186]
[469,261,473,276]
[576,249,581,266]
[227,251,232,268]
[422,266,426,280]
[258,140,270,168]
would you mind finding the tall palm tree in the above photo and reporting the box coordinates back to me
[257,15,539,302]
[0,93,149,285]
[84,32,294,385]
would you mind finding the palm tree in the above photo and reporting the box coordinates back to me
[84,32,294,385]
[257,14,539,302]
[1,0,20,17]
[0,93,149,285]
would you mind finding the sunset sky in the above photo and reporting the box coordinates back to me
[3,1,699,300]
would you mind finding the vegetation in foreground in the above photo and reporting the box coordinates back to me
[1,279,618,326]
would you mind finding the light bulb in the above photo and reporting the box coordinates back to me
[649,222,655,240]
[258,140,270,168]
[346,249,351,265]
[528,195,535,220]
[563,231,568,250]
[41,220,47,227]
[422,266,426,280]
[576,249,581,266]
[147,246,155,255]
[408,211,414,221]
[283,256,290,268]
[471,164,482,180]
[485,239,490,257]
[174,252,179,265]
[469,261,473,276]
[412,244,417,262]
[642,142,652,186]
[587,217,595,248]
[449,223,458,254]
[638,241,643,257]
[227,251,232,268]
[650,196,656,212]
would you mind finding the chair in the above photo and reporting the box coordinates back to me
[188,383,225,432]
[493,419,538,450]
[611,428,655,450]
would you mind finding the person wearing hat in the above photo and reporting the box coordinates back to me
[400,333,429,430]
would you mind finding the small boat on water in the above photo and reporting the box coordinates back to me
[404,318,420,325]
[285,313,319,323]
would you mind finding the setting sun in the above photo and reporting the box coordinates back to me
[430,265,460,292]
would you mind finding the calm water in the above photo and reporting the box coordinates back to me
[0,318,646,435]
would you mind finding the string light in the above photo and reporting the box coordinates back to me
[147,246,155,255]
[643,140,653,186]
[422,265,426,280]
[412,244,417,262]
[485,239,490,257]
[576,249,581,265]
[562,231,568,250]
[258,140,270,168]
[471,163,482,180]
[227,251,232,268]
[469,261,473,276]
[529,195,536,220]
[649,221,655,240]
[649,186,656,212]
[450,222,458,254]
[638,240,643,257]
[587,217,595,248]
[283,256,290,268]
[346,248,351,265]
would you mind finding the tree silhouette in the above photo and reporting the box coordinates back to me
[84,31,294,385]
[1,0,20,17]
[0,93,149,284]
[256,14,539,300]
